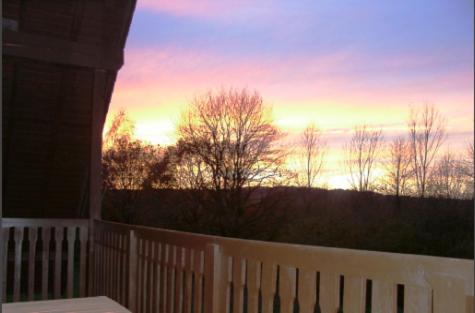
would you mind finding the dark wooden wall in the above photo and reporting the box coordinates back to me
[2,0,136,218]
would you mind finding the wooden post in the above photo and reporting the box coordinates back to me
[2,227,9,303]
[88,69,107,296]
[127,229,138,312]
[13,227,24,302]
[204,243,222,313]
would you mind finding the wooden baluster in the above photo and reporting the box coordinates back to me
[175,247,184,313]
[152,242,161,313]
[41,227,51,299]
[92,229,98,296]
[432,278,466,313]
[3,228,9,302]
[183,248,193,313]
[319,272,339,313]
[111,233,115,300]
[110,232,116,300]
[107,232,112,298]
[102,231,107,297]
[160,244,168,313]
[371,280,396,313]
[13,228,23,301]
[103,231,111,297]
[193,249,203,313]
[27,227,38,301]
[66,227,75,298]
[261,262,277,313]
[280,265,297,313]
[97,229,103,295]
[137,238,143,313]
[99,231,104,296]
[79,227,88,297]
[54,227,64,299]
[117,234,123,304]
[108,232,114,299]
[247,259,261,313]
[149,240,155,313]
[118,233,123,303]
[298,269,316,313]
[123,234,129,305]
[96,230,101,296]
[232,257,246,313]
[167,246,176,313]
[127,230,138,313]
[143,240,150,313]
[205,244,223,313]
[404,285,431,313]
[217,255,231,313]
[147,240,155,313]
[113,233,118,302]
[343,276,365,313]
[13,227,24,302]
[121,234,128,305]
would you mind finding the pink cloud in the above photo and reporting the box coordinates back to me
[112,46,473,139]
[138,0,270,19]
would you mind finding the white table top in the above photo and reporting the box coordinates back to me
[2,296,131,313]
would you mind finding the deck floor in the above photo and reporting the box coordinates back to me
[2,296,131,313]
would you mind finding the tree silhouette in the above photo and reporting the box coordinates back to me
[428,150,466,199]
[173,88,287,236]
[380,136,412,197]
[407,105,445,198]
[344,125,383,191]
[102,111,172,221]
[299,123,326,188]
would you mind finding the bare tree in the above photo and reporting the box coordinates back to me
[428,150,466,199]
[103,110,135,150]
[102,111,172,221]
[299,123,326,188]
[174,88,286,236]
[462,142,474,199]
[381,136,412,197]
[407,105,445,198]
[344,125,383,191]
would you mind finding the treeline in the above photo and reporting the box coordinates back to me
[296,106,473,199]
[101,88,473,254]
[103,88,474,201]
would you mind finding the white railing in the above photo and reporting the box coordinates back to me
[1,218,90,302]
[93,219,474,313]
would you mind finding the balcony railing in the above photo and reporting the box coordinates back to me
[2,218,474,313]
[2,218,90,302]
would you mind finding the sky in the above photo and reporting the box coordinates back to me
[107,0,474,189]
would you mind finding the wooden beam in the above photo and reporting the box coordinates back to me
[3,30,123,70]
[89,69,107,221]
[88,69,108,296]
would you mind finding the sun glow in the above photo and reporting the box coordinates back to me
[134,121,176,145]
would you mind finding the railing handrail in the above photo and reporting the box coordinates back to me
[95,219,474,295]
[2,218,89,228]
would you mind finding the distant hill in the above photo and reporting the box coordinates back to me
[103,187,474,259]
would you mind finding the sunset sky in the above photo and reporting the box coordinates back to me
[107,0,474,188]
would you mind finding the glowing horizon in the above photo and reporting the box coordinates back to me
[106,1,474,189]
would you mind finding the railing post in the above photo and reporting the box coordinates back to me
[127,229,138,312]
[204,243,222,313]
[87,221,95,297]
